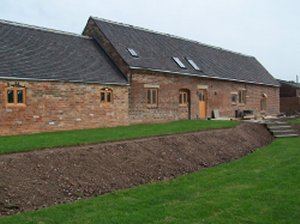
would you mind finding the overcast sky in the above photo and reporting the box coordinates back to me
[1,0,299,81]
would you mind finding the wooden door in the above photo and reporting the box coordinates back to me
[198,89,207,119]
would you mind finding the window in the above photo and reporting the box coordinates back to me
[172,57,186,69]
[260,98,267,111]
[260,93,267,111]
[198,90,206,102]
[5,86,26,106]
[186,58,201,71]
[127,48,138,57]
[231,92,238,105]
[146,88,158,107]
[238,90,247,104]
[100,88,113,105]
[179,90,189,106]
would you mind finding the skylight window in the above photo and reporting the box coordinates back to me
[172,57,186,69]
[127,48,138,57]
[186,58,201,71]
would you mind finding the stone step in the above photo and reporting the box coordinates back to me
[271,129,296,133]
[266,121,289,125]
[274,133,299,138]
[267,125,292,130]
[262,120,298,138]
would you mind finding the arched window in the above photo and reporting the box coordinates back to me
[100,88,113,104]
[260,93,267,111]
[238,89,247,104]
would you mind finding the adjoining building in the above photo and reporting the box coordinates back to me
[0,18,280,135]
[277,80,300,115]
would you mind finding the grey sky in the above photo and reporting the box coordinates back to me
[1,0,299,81]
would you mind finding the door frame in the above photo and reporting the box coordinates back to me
[198,89,207,119]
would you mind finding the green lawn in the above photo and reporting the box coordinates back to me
[0,120,238,154]
[288,118,300,124]
[1,137,299,224]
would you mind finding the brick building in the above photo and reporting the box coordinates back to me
[278,80,300,115]
[0,18,280,136]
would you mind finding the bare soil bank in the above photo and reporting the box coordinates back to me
[0,123,273,216]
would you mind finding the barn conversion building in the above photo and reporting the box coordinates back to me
[0,17,280,135]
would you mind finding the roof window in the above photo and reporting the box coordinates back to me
[186,58,201,71]
[172,57,186,69]
[127,48,138,57]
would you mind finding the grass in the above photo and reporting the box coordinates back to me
[1,137,299,224]
[288,118,300,123]
[0,120,238,154]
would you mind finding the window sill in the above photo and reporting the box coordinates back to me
[146,105,159,109]
[5,103,26,108]
[179,104,188,107]
[100,103,113,107]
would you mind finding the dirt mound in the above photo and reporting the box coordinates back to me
[0,123,273,216]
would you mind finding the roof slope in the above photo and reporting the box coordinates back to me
[0,20,127,85]
[91,17,279,87]
[277,79,300,89]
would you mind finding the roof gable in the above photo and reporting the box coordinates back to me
[0,20,127,85]
[91,17,279,87]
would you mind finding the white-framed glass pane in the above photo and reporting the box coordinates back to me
[172,57,186,69]
[187,58,201,71]
[127,48,138,57]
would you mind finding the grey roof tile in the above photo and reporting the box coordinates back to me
[0,20,128,85]
[277,79,300,88]
[92,17,279,87]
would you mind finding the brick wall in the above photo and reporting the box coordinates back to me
[280,83,297,97]
[129,71,279,123]
[0,80,129,136]
[280,97,300,115]
[0,73,280,136]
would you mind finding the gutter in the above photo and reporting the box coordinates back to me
[0,76,129,86]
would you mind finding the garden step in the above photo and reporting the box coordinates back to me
[273,133,299,138]
[271,129,296,133]
[266,121,289,125]
[267,125,292,130]
[264,120,298,138]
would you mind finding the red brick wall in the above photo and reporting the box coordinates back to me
[280,97,300,115]
[280,83,297,97]
[0,73,280,136]
[129,72,279,123]
[0,80,129,136]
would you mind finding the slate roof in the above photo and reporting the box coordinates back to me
[277,79,300,89]
[91,17,279,87]
[0,20,127,85]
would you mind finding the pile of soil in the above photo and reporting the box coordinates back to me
[0,123,273,216]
